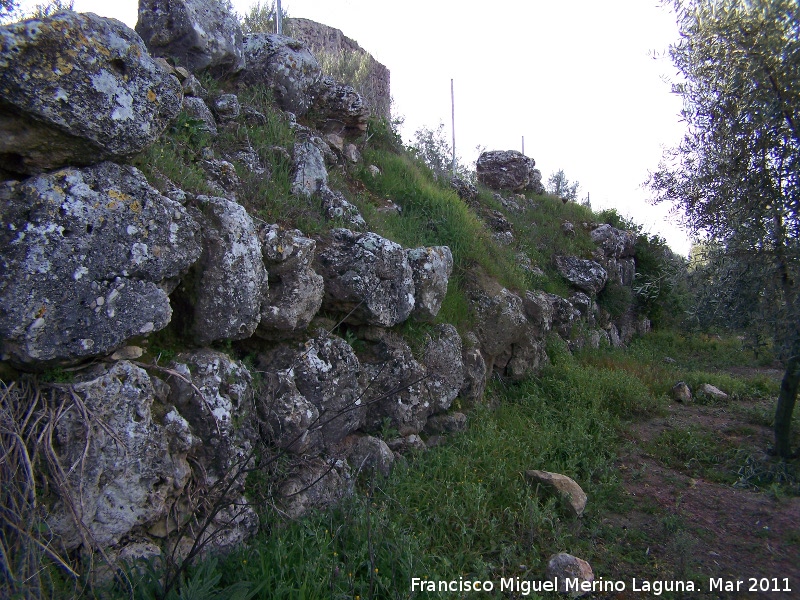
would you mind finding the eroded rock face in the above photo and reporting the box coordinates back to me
[291,138,328,196]
[47,361,193,550]
[280,457,353,519]
[554,255,608,295]
[316,229,415,327]
[262,331,365,448]
[181,97,218,136]
[0,12,183,175]
[258,225,324,333]
[458,336,487,406]
[421,324,464,413]
[311,75,368,135]
[407,246,453,321]
[547,553,594,598]
[476,150,537,192]
[257,369,322,454]
[319,186,366,230]
[467,279,528,359]
[525,470,587,517]
[187,196,267,344]
[136,0,245,75]
[523,290,554,337]
[0,163,201,368]
[591,223,636,258]
[361,334,431,436]
[347,435,394,478]
[167,350,255,483]
[241,34,321,116]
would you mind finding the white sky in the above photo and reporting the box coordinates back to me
[17,0,693,255]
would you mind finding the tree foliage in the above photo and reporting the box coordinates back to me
[240,0,289,35]
[410,122,473,182]
[649,0,800,457]
[547,169,580,201]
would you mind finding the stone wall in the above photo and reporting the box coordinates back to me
[287,18,391,121]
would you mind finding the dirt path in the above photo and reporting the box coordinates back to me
[597,395,800,599]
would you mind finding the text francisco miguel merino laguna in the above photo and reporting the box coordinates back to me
[411,576,793,595]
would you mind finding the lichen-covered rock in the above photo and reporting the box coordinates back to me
[256,224,323,334]
[279,457,353,518]
[523,290,554,337]
[241,34,321,117]
[466,277,528,359]
[257,369,322,454]
[554,255,608,295]
[187,195,267,344]
[316,229,416,327]
[347,435,394,478]
[450,176,477,201]
[47,361,193,550]
[458,335,487,406]
[476,150,537,192]
[527,167,545,195]
[424,412,467,434]
[319,186,366,230]
[167,350,255,483]
[506,335,549,381]
[136,0,245,75]
[407,246,453,321]
[262,331,365,448]
[421,324,464,413]
[310,75,369,135]
[590,223,636,258]
[0,12,183,175]
[291,138,328,196]
[212,93,241,122]
[546,293,582,339]
[0,163,201,368]
[200,158,240,196]
[361,334,431,436]
[181,97,218,135]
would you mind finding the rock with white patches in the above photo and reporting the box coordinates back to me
[0,163,201,368]
[47,361,194,550]
[0,12,182,175]
[315,229,416,327]
[136,0,245,76]
[184,195,268,344]
[407,246,453,321]
[240,34,322,117]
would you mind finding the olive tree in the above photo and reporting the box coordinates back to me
[649,0,800,457]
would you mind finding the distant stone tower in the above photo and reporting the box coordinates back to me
[287,18,391,122]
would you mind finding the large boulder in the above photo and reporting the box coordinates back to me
[166,350,256,483]
[257,225,324,334]
[47,361,193,550]
[420,324,464,413]
[0,163,201,368]
[361,334,431,435]
[240,34,321,117]
[257,369,322,454]
[475,150,537,192]
[466,276,528,360]
[186,196,267,345]
[406,246,453,321]
[590,223,636,258]
[310,75,369,136]
[136,0,245,75]
[279,457,353,519]
[315,229,416,327]
[554,255,608,295]
[260,331,365,448]
[0,12,183,175]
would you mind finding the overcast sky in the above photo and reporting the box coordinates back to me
[16,0,693,255]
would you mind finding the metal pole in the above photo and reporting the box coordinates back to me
[276,0,283,34]
[451,78,456,176]
[522,136,525,155]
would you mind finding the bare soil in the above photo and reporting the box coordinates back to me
[592,385,800,599]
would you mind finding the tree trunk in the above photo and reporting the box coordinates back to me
[774,334,800,458]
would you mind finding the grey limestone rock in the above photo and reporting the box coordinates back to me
[546,553,595,598]
[291,138,328,196]
[0,12,183,175]
[0,163,201,368]
[212,93,241,122]
[279,457,353,519]
[315,229,416,327]
[476,150,537,192]
[241,34,321,117]
[421,324,464,413]
[319,186,366,230]
[554,255,608,295]
[257,225,324,333]
[136,0,245,75]
[347,435,394,478]
[590,223,636,258]
[167,350,255,484]
[187,195,267,344]
[310,75,369,135]
[407,246,453,322]
[458,335,487,406]
[466,278,528,359]
[47,361,193,550]
[181,96,218,135]
[257,369,322,454]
